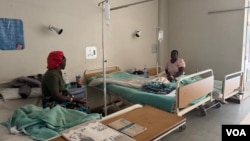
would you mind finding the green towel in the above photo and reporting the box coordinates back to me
[1,104,101,141]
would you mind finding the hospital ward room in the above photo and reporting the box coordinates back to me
[1,0,250,141]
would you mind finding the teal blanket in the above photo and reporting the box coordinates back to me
[1,104,101,141]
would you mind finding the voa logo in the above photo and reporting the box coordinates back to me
[226,129,246,136]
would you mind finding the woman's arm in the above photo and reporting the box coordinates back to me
[165,67,185,81]
[165,69,171,77]
[51,90,71,102]
[51,91,86,104]
[174,58,186,77]
[165,69,174,81]
[173,67,185,78]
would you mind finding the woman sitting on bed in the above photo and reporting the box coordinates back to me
[165,50,186,82]
[41,51,87,112]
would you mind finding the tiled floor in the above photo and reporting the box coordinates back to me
[161,90,250,141]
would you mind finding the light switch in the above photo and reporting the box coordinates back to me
[86,46,97,59]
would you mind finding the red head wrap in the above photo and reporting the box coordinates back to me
[47,51,64,69]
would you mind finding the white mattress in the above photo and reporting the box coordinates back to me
[0,88,42,102]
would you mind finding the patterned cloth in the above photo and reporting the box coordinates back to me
[141,75,202,95]
[141,81,176,94]
[42,95,90,114]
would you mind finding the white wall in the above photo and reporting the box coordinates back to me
[168,0,245,80]
[0,0,159,83]
[158,0,169,72]
[1,0,246,82]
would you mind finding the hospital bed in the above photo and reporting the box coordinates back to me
[198,71,243,116]
[213,71,243,103]
[84,66,216,116]
[47,104,186,141]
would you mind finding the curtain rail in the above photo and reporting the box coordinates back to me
[208,7,250,14]
[111,0,155,11]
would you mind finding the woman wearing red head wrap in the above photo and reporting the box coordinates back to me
[47,51,65,69]
[41,51,88,113]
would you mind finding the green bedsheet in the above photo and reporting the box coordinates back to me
[106,84,176,112]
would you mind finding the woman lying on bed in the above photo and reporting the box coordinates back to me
[41,51,88,113]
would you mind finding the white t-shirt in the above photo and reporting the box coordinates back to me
[165,58,186,76]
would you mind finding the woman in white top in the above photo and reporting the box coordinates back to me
[165,50,186,81]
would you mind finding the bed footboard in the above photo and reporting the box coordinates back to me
[83,66,120,83]
[222,71,243,102]
[176,69,214,116]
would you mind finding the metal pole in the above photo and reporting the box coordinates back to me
[100,2,107,116]
[156,27,159,76]
[111,0,154,11]
[98,0,156,116]
[98,0,108,6]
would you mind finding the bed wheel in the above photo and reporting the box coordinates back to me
[199,105,207,116]
[215,101,221,108]
[178,125,186,132]
[200,110,207,116]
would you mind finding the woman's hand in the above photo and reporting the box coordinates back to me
[167,75,174,82]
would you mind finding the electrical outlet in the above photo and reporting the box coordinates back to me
[86,46,97,59]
